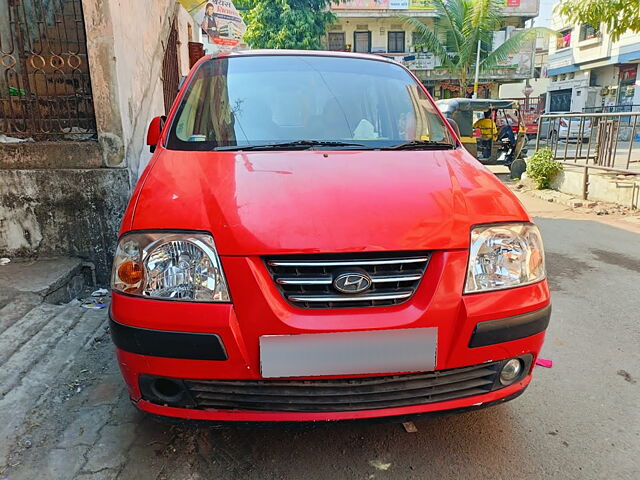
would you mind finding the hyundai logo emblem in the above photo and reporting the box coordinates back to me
[333,272,372,294]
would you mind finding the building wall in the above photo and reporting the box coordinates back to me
[499,77,549,99]
[329,4,540,96]
[0,152,130,281]
[0,1,196,282]
[546,70,591,111]
[328,16,434,54]
[332,1,539,19]
[84,0,196,177]
[548,15,640,63]
[547,8,640,112]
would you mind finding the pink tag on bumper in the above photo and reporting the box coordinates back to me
[535,358,553,368]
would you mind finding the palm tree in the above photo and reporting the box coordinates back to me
[401,0,554,94]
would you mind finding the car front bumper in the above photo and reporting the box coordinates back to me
[109,251,550,421]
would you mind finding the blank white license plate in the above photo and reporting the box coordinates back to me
[260,328,437,378]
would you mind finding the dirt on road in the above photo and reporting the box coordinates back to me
[512,186,640,234]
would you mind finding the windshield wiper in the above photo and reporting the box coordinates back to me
[381,140,455,150]
[214,140,367,151]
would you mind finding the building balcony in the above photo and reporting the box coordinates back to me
[410,66,531,82]
[367,52,534,82]
[330,0,539,20]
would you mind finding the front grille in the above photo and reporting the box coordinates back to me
[183,362,500,412]
[264,251,430,308]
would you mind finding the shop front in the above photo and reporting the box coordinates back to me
[617,64,638,108]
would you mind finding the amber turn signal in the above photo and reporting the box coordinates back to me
[529,249,542,271]
[118,261,143,285]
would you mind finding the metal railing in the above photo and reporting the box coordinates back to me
[583,104,640,114]
[535,112,640,202]
[0,0,96,139]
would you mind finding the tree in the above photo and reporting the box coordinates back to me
[241,0,337,50]
[401,0,554,92]
[555,0,640,42]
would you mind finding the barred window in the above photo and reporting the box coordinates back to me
[388,31,405,54]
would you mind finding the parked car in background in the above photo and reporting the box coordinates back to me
[110,50,550,423]
[537,113,592,142]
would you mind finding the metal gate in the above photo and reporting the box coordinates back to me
[161,21,179,115]
[0,0,96,138]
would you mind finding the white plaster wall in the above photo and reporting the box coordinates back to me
[105,0,195,177]
[499,78,549,98]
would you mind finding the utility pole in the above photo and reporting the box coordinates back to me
[473,38,481,99]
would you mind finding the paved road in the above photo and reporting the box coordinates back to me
[2,217,639,480]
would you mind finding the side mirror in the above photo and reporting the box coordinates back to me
[446,118,460,139]
[146,115,166,153]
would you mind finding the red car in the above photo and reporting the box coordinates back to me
[110,50,550,422]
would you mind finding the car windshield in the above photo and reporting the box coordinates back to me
[167,55,454,150]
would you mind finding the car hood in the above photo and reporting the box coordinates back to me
[127,148,530,255]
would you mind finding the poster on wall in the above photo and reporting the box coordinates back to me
[502,0,538,13]
[179,0,246,53]
[389,0,409,8]
[334,0,434,8]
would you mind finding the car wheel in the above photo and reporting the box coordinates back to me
[550,130,558,143]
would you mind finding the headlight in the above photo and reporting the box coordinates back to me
[111,232,230,302]
[464,223,545,294]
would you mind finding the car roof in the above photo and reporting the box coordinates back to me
[212,49,398,64]
[436,98,516,113]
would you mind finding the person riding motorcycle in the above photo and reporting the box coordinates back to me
[497,121,516,147]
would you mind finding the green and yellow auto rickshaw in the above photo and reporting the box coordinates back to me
[436,98,528,167]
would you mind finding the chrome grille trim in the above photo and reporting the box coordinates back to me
[288,291,413,303]
[267,257,429,267]
[276,272,423,286]
[371,273,423,283]
[276,277,332,285]
[265,251,431,309]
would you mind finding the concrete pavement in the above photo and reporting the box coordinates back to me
[1,202,639,479]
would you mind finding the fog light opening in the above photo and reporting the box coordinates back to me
[500,358,524,386]
[151,378,185,403]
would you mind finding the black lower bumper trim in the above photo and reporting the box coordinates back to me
[109,317,227,360]
[138,386,529,426]
[469,305,551,348]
